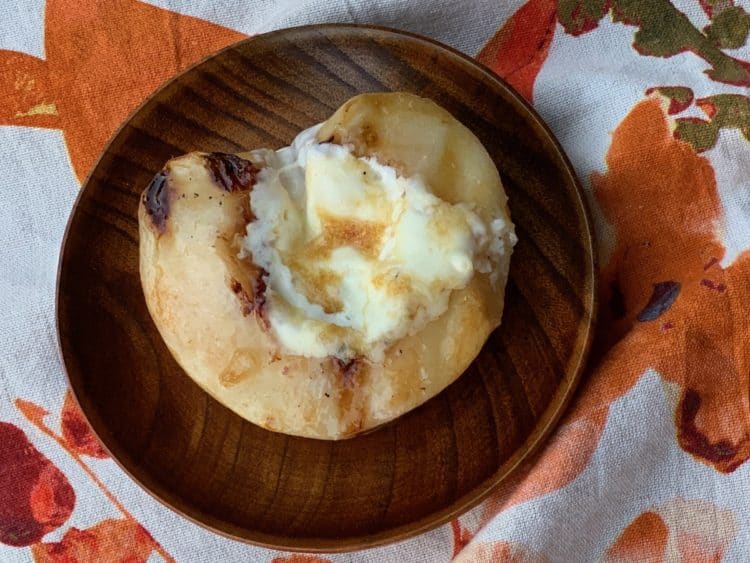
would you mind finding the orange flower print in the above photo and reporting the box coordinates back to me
[477,93,750,530]
[603,511,668,562]
[15,399,175,561]
[32,518,159,562]
[451,518,474,558]
[0,0,246,181]
[480,411,607,521]
[508,95,750,476]
[61,391,107,459]
[590,96,750,472]
[477,0,750,483]
[603,498,737,561]
[476,0,556,103]
[0,423,74,547]
[453,539,548,562]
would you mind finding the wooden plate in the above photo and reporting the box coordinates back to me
[57,24,596,552]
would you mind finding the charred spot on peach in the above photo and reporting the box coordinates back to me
[229,269,270,328]
[204,152,258,192]
[142,169,170,234]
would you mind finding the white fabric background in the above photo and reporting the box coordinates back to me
[2,0,750,561]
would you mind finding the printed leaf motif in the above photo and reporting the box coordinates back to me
[14,399,175,561]
[557,0,610,35]
[704,5,750,48]
[32,518,158,562]
[0,0,246,180]
[637,281,681,321]
[604,499,737,561]
[476,0,557,103]
[551,0,750,86]
[451,519,473,558]
[677,326,750,472]
[645,86,694,114]
[612,0,704,57]
[453,540,549,562]
[674,117,717,152]
[678,387,742,470]
[603,511,668,562]
[593,97,750,473]
[479,413,607,526]
[0,423,75,547]
[61,391,107,459]
[16,399,50,428]
[699,0,735,20]
[675,94,750,151]
[615,0,750,85]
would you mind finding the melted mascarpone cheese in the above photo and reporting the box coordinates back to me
[243,125,513,361]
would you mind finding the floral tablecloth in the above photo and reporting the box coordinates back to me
[2,0,750,561]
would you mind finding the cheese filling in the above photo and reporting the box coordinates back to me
[243,125,513,361]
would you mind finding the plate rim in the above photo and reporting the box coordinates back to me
[56,22,598,553]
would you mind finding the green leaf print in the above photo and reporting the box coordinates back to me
[557,0,610,35]
[704,6,750,49]
[674,94,750,151]
[559,0,750,86]
[674,118,718,152]
[645,86,694,114]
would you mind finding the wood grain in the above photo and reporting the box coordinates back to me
[57,24,596,552]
